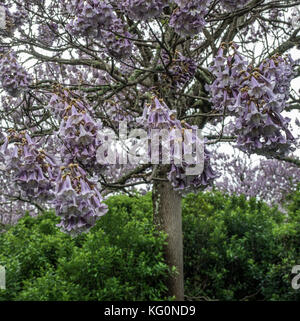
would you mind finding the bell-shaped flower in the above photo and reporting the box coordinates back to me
[56,175,76,200]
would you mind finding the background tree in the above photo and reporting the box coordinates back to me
[212,150,300,206]
[0,0,299,300]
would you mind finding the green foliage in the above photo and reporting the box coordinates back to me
[0,190,299,301]
[183,191,300,301]
[0,212,73,301]
[0,194,169,301]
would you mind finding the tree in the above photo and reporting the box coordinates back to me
[0,0,299,300]
[212,150,300,206]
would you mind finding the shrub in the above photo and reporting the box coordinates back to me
[0,211,74,301]
[0,194,170,301]
[183,191,300,301]
[0,190,299,301]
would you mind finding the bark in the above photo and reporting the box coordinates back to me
[152,173,184,301]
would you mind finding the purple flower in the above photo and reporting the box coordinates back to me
[122,0,168,20]
[55,164,108,234]
[0,49,32,97]
[207,42,295,155]
[140,96,218,191]
[169,1,211,37]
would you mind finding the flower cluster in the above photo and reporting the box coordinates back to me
[160,51,197,89]
[66,0,115,37]
[1,130,56,201]
[206,43,249,113]
[122,0,168,20]
[220,0,251,11]
[65,0,132,59]
[168,145,218,191]
[102,98,135,125]
[213,152,300,206]
[11,5,29,28]
[262,54,294,101]
[169,0,211,37]
[140,97,218,191]
[100,18,133,59]
[139,97,180,130]
[207,42,295,154]
[38,22,58,46]
[0,48,32,97]
[0,5,26,34]
[55,163,107,233]
[49,85,103,167]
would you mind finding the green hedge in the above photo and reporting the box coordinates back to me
[0,195,169,301]
[0,190,299,301]
[182,191,300,301]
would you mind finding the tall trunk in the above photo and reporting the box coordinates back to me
[153,177,184,301]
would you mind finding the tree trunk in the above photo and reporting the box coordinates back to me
[153,176,184,301]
